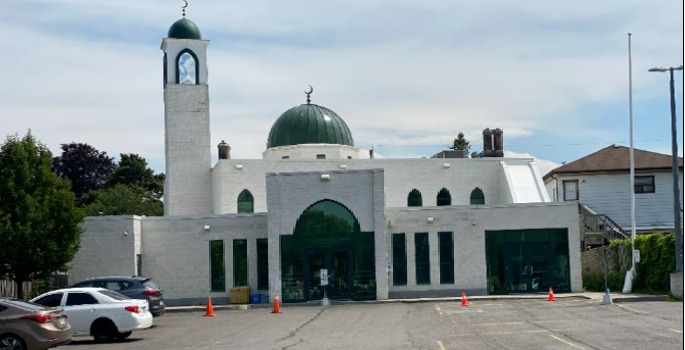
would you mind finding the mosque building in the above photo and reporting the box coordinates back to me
[68,10,582,306]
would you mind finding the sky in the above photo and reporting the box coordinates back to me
[1,1,683,177]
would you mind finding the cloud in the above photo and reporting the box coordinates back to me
[0,1,681,175]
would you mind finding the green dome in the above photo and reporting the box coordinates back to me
[168,18,202,39]
[267,104,354,148]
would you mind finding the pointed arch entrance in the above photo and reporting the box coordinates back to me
[280,200,376,302]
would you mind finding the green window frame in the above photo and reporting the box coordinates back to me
[407,189,423,207]
[233,239,248,287]
[237,189,254,213]
[470,187,485,205]
[437,188,451,206]
[438,232,454,284]
[257,238,269,290]
[392,233,407,285]
[210,240,225,292]
[415,232,430,284]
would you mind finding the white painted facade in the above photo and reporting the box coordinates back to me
[67,15,584,306]
[545,170,684,231]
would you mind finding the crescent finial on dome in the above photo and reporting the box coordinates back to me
[305,85,313,104]
[181,0,188,17]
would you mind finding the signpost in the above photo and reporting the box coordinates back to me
[321,269,330,306]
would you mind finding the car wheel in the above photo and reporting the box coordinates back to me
[116,331,132,341]
[0,334,26,350]
[91,319,118,343]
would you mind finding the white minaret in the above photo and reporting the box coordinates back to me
[160,9,212,216]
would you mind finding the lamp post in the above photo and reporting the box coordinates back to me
[648,65,683,273]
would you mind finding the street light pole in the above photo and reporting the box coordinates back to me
[648,65,683,273]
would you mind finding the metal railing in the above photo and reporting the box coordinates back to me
[579,204,630,248]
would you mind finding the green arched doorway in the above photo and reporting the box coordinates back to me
[280,200,376,302]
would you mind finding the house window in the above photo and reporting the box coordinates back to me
[634,176,655,194]
[282,156,290,159]
[470,187,485,205]
[437,188,451,206]
[257,239,268,290]
[438,232,454,284]
[233,239,248,287]
[316,154,326,159]
[209,240,225,292]
[407,189,423,207]
[415,232,430,284]
[563,180,579,201]
[392,233,407,285]
[237,190,254,213]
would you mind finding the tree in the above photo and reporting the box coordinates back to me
[52,143,116,206]
[106,154,164,199]
[450,132,471,152]
[0,133,84,299]
[83,184,164,216]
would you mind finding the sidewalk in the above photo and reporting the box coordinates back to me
[164,291,670,314]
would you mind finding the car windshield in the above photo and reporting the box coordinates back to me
[99,289,131,300]
[3,298,52,310]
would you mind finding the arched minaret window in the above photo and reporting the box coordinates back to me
[176,49,199,85]
[437,188,451,206]
[407,189,423,207]
[470,187,485,205]
[237,190,254,213]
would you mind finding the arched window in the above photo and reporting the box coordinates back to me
[437,188,451,206]
[237,190,254,213]
[470,188,485,205]
[294,199,360,234]
[407,189,423,207]
[176,49,199,84]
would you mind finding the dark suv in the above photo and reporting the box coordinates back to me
[71,276,165,317]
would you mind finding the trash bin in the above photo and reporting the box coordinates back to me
[250,294,261,304]
[229,286,250,304]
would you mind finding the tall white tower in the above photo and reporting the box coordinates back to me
[160,11,212,216]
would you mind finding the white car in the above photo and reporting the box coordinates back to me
[30,287,153,342]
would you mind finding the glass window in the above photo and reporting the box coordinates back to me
[407,189,422,207]
[177,50,197,85]
[316,154,326,159]
[66,292,98,306]
[237,190,254,213]
[392,233,407,285]
[470,188,485,205]
[233,239,248,287]
[210,240,225,292]
[437,188,451,206]
[294,200,360,234]
[563,180,578,201]
[634,176,655,194]
[439,232,454,284]
[257,239,269,290]
[33,293,63,307]
[415,232,430,284]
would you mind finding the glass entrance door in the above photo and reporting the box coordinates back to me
[504,244,549,293]
[304,250,352,301]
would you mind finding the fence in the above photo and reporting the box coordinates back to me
[0,273,69,299]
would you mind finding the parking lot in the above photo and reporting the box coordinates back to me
[61,298,683,350]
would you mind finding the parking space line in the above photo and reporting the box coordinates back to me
[481,329,548,335]
[550,334,585,349]
[436,340,446,350]
[669,328,682,333]
[616,304,647,314]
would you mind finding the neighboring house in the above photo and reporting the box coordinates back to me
[543,145,684,233]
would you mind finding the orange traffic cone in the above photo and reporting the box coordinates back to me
[548,287,555,302]
[204,296,215,316]
[272,292,281,314]
[460,292,469,307]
